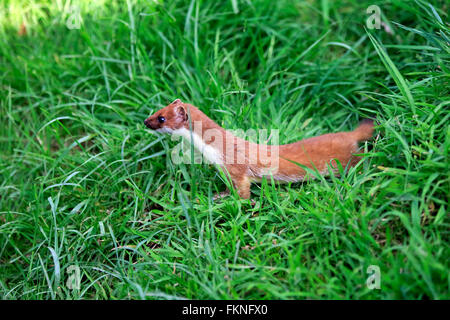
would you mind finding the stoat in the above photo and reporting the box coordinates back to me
[144,99,374,199]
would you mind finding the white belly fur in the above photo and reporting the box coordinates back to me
[172,127,224,165]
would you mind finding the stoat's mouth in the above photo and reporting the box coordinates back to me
[156,127,174,134]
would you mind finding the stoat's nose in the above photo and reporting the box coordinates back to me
[144,119,152,129]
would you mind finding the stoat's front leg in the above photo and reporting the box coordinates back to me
[213,164,252,200]
[233,175,251,199]
[212,175,251,200]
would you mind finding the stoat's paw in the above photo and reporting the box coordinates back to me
[212,190,231,202]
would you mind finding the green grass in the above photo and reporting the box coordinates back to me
[0,0,449,299]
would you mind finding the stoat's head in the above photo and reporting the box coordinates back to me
[144,99,188,133]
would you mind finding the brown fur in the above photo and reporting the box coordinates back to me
[144,99,374,199]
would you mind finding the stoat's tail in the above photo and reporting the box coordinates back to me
[352,119,375,142]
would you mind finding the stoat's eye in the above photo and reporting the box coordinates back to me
[158,116,166,123]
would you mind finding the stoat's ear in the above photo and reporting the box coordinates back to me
[171,98,182,105]
[176,105,188,122]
